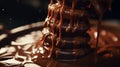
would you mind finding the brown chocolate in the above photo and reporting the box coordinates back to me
[1,0,118,67]
[37,0,112,60]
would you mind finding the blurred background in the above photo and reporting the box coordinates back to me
[0,0,120,30]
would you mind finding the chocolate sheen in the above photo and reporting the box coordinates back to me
[34,0,112,60]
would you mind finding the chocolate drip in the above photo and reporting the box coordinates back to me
[34,0,112,60]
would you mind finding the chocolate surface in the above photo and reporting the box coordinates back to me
[0,0,120,67]
[40,0,112,60]
[0,21,120,67]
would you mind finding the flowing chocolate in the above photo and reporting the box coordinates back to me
[1,0,120,67]
[33,0,112,60]
[0,0,116,67]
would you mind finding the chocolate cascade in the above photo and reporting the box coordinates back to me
[33,0,112,61]
[1,0,120,67]
[40,0,91,60]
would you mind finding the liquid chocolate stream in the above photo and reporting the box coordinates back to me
[91,0,112,49]
[40,0,113,60]
[90,0,112,63]
[0,0,116,67]
[1,1,120,67]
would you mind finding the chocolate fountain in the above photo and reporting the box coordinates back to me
[0,0,120,67]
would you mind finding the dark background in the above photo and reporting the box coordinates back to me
[0,0,120,29]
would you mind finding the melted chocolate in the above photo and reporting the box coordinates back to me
[35,0,112,60]
[1,0,118,67]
